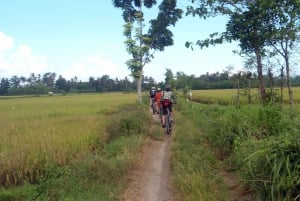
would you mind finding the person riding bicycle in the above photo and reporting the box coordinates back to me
[160,85,176,128]
[154,87,162,116]
[149,86,157,114]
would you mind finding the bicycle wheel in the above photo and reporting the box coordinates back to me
[165,109,171,135]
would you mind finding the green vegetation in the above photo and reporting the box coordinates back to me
[171,102,229,201]
[174,95,300,201]
[1,89,299,200]
[0,93,151,200]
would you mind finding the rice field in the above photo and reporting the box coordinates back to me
[0,93,136,186]
[191,87,300,107]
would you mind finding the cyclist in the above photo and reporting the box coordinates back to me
[160,85,176,128]
[154,87,163,117]
[149,86,157,114]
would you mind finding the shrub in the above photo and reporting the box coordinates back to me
[105,104,148,141]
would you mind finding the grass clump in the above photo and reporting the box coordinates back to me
[239,133,300,201]
[105,104,148,141]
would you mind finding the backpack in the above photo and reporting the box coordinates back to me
[150,89,156,98]
[162,99,171,107]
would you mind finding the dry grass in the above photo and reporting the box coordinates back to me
[0,93,136,186]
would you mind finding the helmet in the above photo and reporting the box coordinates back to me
[151,86,155,89]
[157,87,161,91]
[165,85,171,91]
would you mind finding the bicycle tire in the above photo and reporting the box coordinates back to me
[165,108,171,135]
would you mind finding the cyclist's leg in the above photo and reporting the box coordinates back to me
[151,98,156,113]
[169,104,173,121]
[156,102,160,114]
[165,108,171,134]
[159,104,163,122]
[161,106,167,127]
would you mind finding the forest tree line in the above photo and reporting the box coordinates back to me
[0,68,300,96]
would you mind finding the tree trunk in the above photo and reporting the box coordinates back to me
[255,48,266,103]
[284,51,294,110]
[137,72,143,103]
[268,68,274,103]
[137,4,143,103]
[280,66,284,104]
[248,78,251,104]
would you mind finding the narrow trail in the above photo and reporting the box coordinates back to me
[121,107,256,201]
[122,112,174,201]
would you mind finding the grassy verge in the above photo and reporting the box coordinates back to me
[174,97,300,201]
[170,99,230,201]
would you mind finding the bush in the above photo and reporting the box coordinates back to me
[105,104,148,141]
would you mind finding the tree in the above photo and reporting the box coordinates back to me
[10,75,21,88]
[164,68,174,87]
[55,75,69,92]
[185,0,300,104]
[42,72,56,89]
[226,5,268,102]
[112,0,182,102]
[0,78,10,95]
[261,0,300,109]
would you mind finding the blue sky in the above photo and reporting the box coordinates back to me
[0,0,250,82]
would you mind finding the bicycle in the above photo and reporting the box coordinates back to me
[164,107,172,135]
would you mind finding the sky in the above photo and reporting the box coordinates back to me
[0,0,268,83]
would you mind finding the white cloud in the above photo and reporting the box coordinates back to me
[0,32,13,52]
[62,53,130,81]
[0,32,48,78]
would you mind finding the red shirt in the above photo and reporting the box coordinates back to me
[155,91,162,107]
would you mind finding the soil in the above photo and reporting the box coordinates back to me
[122,113,174,201]
[121,111,256,201]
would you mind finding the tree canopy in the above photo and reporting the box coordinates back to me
[185,0,300,104]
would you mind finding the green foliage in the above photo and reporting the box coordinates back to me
[240,133,300,201]
[171,99,229,201]
[199,104,290,156]
[0,183,40,201]
[176,99,300,200]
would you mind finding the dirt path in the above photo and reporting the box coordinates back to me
[122,109,256,201]
[122,113,174,201]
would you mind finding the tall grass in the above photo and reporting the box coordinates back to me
[175,96,300,201]
[171,99,230,201]
[242,133,300,201]
[0,93,136,186]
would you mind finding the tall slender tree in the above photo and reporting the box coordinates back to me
[112,0,182,102]
[262,0,300,109]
